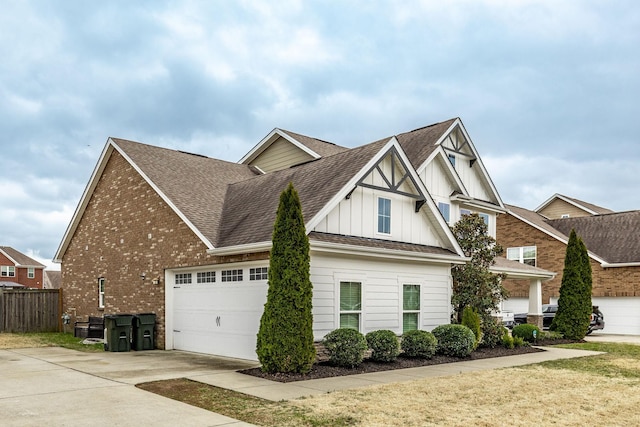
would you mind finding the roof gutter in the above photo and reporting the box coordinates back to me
[310,239,470,265]
[207,242,272,256]
[601,262,640,268]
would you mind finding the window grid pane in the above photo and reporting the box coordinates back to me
[249,267,268,281]
[197,271,215,283]
[378,198,391,234]
[175,273,192,284]
[221,269,243,282]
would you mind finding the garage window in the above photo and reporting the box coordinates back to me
[175,273,192,284]
[197,271,215,283]
[222,269,243,282]
[340,281,361,331]
[250,267,268,280]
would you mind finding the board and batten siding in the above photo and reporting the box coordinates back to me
[249,136,314,173]
[310,252,452,339]
[313,156,445,247]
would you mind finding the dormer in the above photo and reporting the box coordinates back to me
[239,128,347,173]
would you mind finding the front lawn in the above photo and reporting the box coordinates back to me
[0,332,104,352]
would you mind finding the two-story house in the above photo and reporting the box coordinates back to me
[0,246,45,289]
[55,118,553,360]
[497,194,640,335]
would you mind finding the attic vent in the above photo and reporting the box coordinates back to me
[177,150,209,158]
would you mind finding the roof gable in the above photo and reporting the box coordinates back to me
[0,246,45,268]
[239,128,348,171]
[535,193,614,217]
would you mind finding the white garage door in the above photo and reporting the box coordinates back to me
[592,297,640,335]
[172,274,268,361]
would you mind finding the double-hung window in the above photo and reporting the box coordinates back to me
[1,266,15,277]
[27,267,35,279]
[98,278,105,308]
[378,197,391,234]
[403,284,421,332]
[507,246,537,267]
[438,202,450,223]
[340,281,361,330]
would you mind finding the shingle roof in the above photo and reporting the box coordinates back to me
[505,204,569,240]
[491,256,555,278]
[279,129,349,157]
[217,138,390,247]
[547,211,640,264]
[309,232,457,256]
[112,138,258,246]
[44,270,62,289]
[561,195,614,215]
[396,118,458,169]
[0,247,45,267]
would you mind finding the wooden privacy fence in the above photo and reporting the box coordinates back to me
[0,289,62,333]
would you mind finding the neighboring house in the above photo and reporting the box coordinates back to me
[535,193,615,219]
[0,246,45,289]
[43,270,62,289]
[55,117,552,360]
[497,197,640,335]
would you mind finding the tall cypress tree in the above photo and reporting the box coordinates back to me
[256,182,315,373]
[550,229,592,339]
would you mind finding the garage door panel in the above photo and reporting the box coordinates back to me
[172,282,267,361]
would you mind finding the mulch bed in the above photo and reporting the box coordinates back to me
[240,340,578,383]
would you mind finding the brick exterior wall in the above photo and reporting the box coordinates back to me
[61,151,268,349]
[496,212,640,303]
[0,252,44,288]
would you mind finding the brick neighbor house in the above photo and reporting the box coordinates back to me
[55,118,552,360]
[0,246,45,289]
[497,194,640,335]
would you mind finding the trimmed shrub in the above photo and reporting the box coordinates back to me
[366,330,400,362]
[401,330,438,359]
[512,324,541,343]
[323,328,368,368]
[479,316,504,348]
[432,324,476,358]
[461,306,481,348]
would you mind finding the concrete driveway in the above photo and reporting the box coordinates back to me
[0,347,259,426]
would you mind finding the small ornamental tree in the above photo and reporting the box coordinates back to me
[451,213,507,333]
[256,182,315,373]
[550,229,593,339]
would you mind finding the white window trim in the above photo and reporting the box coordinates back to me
[249,267,268,281]
[507,246,537,266]
[402,283,421,333]
[335,273,366,332]
[377,196,392,235]
[98,278,105,308]
[1,266,16,277]
[28,267,35,279]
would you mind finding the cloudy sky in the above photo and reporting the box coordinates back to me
[2,1,638,269]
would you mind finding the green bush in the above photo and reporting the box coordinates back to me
[461,307,481,348]
[365,330,400,362]
[479,316,504,348]
[323,328,368,368]
[539,330,564,341]
[502,332,514,349]
[513,336,526,347]
[512,324,541,343]
[401,330,437,359]
[432,324,476,358]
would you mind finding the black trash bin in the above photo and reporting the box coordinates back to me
[104,314,133,352]
[132,313,156,351]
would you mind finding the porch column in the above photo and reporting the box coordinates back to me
[527,278,543,329]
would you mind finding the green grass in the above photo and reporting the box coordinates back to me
[1,332,105,352]
[531,342,640,379]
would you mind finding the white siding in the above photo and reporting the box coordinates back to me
[310,252,452,339]
[312,186,443,247]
